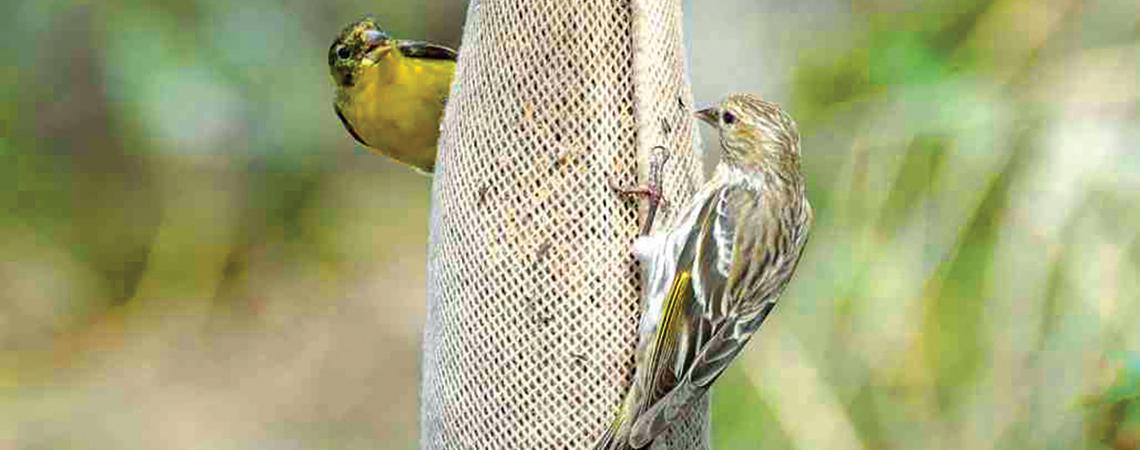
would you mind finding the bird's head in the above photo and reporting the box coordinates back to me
[328,17,394,87]
[696,94,801,172]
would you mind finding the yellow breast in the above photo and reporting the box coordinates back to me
[339,51,454,173]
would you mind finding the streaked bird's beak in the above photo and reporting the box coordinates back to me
[695,107,719,125]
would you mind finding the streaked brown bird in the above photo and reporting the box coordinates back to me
[596,94,813,449]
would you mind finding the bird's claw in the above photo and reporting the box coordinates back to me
[612,185,668,209]
[611,146,672,235]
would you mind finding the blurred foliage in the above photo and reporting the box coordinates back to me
[1084,354,1140,448]
[2,1,462,448]
[700,0,1138,449]
[1,0,1137,449]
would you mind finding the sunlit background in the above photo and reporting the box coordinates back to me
[2,0,1137,449]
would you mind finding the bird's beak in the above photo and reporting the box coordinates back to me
[695,107,719,126]
[361,29,392,63]
[363,29,386,46]
[363,46,392,64]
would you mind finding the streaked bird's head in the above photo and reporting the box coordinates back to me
[329,17,394,87]
[696,94,800,172]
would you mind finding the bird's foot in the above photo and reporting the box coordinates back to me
[613,184,668,207]
[611,146,671,235]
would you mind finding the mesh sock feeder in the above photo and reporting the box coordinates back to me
[422,0,708,447]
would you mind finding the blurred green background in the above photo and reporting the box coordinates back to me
[1,0,1136,449]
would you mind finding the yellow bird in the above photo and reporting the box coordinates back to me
[329,17,456,174]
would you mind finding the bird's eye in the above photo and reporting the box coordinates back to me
[336,46,351,60]
[722,111,737,125]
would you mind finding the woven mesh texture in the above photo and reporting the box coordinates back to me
[422,0,706,447]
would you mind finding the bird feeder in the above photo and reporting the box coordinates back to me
[422,0,707,446]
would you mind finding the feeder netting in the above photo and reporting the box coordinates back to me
[422,0,707,447]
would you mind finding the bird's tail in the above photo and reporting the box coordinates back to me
[593,414,637,450]
[628,382,704,448]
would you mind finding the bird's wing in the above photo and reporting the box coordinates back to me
[681,198,811,408]
[630,193,720,404]
[593,184,725,449]
[396,41,458,61]
[631,185,800,447]
[594,184,726,448]
[334,104,370,147]
[693,183,751,330]
[689,186,782,387]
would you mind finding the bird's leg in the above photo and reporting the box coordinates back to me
[616,184,667,235]
[611,146,671,236]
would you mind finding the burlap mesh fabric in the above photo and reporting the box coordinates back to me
[422,0,707,447]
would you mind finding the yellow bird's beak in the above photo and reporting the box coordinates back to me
[695,106,719,126]
[362,46,393,66]
[361,49,391,67]
[361,29,393,65]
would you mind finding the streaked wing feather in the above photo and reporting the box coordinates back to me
[691,187,781,388]
[618,187,725,446]
[631,207,714,408]
[687,200,812,388]
[644,271,691,401]
[631,186,779,445]
[696,185,753,326]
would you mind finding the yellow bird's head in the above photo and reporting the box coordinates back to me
[328,17,395,88]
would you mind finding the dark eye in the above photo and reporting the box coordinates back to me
[722,111,737,125]
[336,46,351,60]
